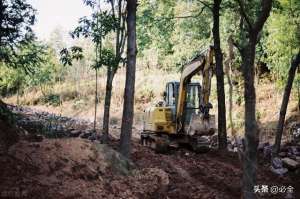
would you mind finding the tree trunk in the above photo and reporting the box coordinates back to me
[241,40,259,199]
[212,0,227,149]
[273,52,300,155]
[120,0,137,159]
[94,69,98,131]
[102,67,114,143]
[225,36,235,135]
[236,1,272,198]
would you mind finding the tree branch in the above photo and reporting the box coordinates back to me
[236,0,253,30]
[197,0,213,11]
[154,6,206,22]
[252,0,273,34]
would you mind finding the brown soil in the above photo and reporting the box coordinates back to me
[0,104,299,199]
[0,100,19,152]
[0,136,298,199]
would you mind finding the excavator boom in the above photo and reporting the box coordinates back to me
[176,46,215,136]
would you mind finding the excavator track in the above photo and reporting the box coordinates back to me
[141,131,212,153]
[189,136,211,153]
[141,131,170,153]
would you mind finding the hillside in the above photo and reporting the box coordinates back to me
[0,105,299,199]
[5,70,299,142]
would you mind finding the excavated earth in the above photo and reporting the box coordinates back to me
[0,105,299,199]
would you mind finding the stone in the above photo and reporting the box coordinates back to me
[263,145,272,159]
[27,134,44,142]
[272,157,283,169]
[70,130,82,137]
[291,146,300,156]
[292,128,300,140]
[258,142,269,152]
[88,133,97,141]
[270,166,288,176]
[279,152,287,157]
[80,131,92,139]
[282,157,299,170]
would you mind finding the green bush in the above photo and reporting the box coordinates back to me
[41,94,61,106]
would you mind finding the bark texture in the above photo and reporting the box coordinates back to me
[120,0,137,159]
[102,69,115,143]
[273,52,300,155]
[225,36,235,135]
[236,1,273,198]
[213,0,227,149]
[241,40,259,199]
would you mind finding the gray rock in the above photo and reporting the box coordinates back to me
[80,131,92,139]
[291,146,300,156]
[27,134,44,142]
[292,128,300,143]
[270,166,288,176]
[263,145,272,159]
[279,152,287,157]
[88,133,98,141]
[272,157,283,169]
[70,130,82,137]
[258,142,269,151]
[282,157,299,170]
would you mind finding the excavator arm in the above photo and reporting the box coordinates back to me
[176,46,215,134]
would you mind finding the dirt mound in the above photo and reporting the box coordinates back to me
[131,142,298,199]
[0,137,298,199]
[0,138,171,198]
[1,105,299,199]
[0,100,18,152]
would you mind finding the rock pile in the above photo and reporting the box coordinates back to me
[8,105,98,141]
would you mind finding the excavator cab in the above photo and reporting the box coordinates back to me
[164,81,202,125]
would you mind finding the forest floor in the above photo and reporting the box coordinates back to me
[0,105,299,198]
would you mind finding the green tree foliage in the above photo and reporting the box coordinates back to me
[60,46,84,66]
[0,0,57,97]
[0,0,36,64]
[137,0,212,69]
[263,0,300,82]
[0,42,62,96]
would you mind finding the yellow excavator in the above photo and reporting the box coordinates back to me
[141,46,216,152]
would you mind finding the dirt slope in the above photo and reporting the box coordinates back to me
[0,106,299,199]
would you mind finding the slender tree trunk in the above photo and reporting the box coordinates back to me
[225,36,235,135]
[94,69,98,131]
[101,0,126,143]
[241,40,259,199]
[120,0,137,159]
[17,82,20,106]
[212,0,227,149]
[273,52,300,155]
[102,67,114,143]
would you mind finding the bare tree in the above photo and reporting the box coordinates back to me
[120,0,137,159]
[235,0,272,198]
[273,52,300,155]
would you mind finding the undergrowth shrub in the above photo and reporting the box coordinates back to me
[41,94,61,106]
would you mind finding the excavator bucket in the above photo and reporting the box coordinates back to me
[187,113,216,136]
